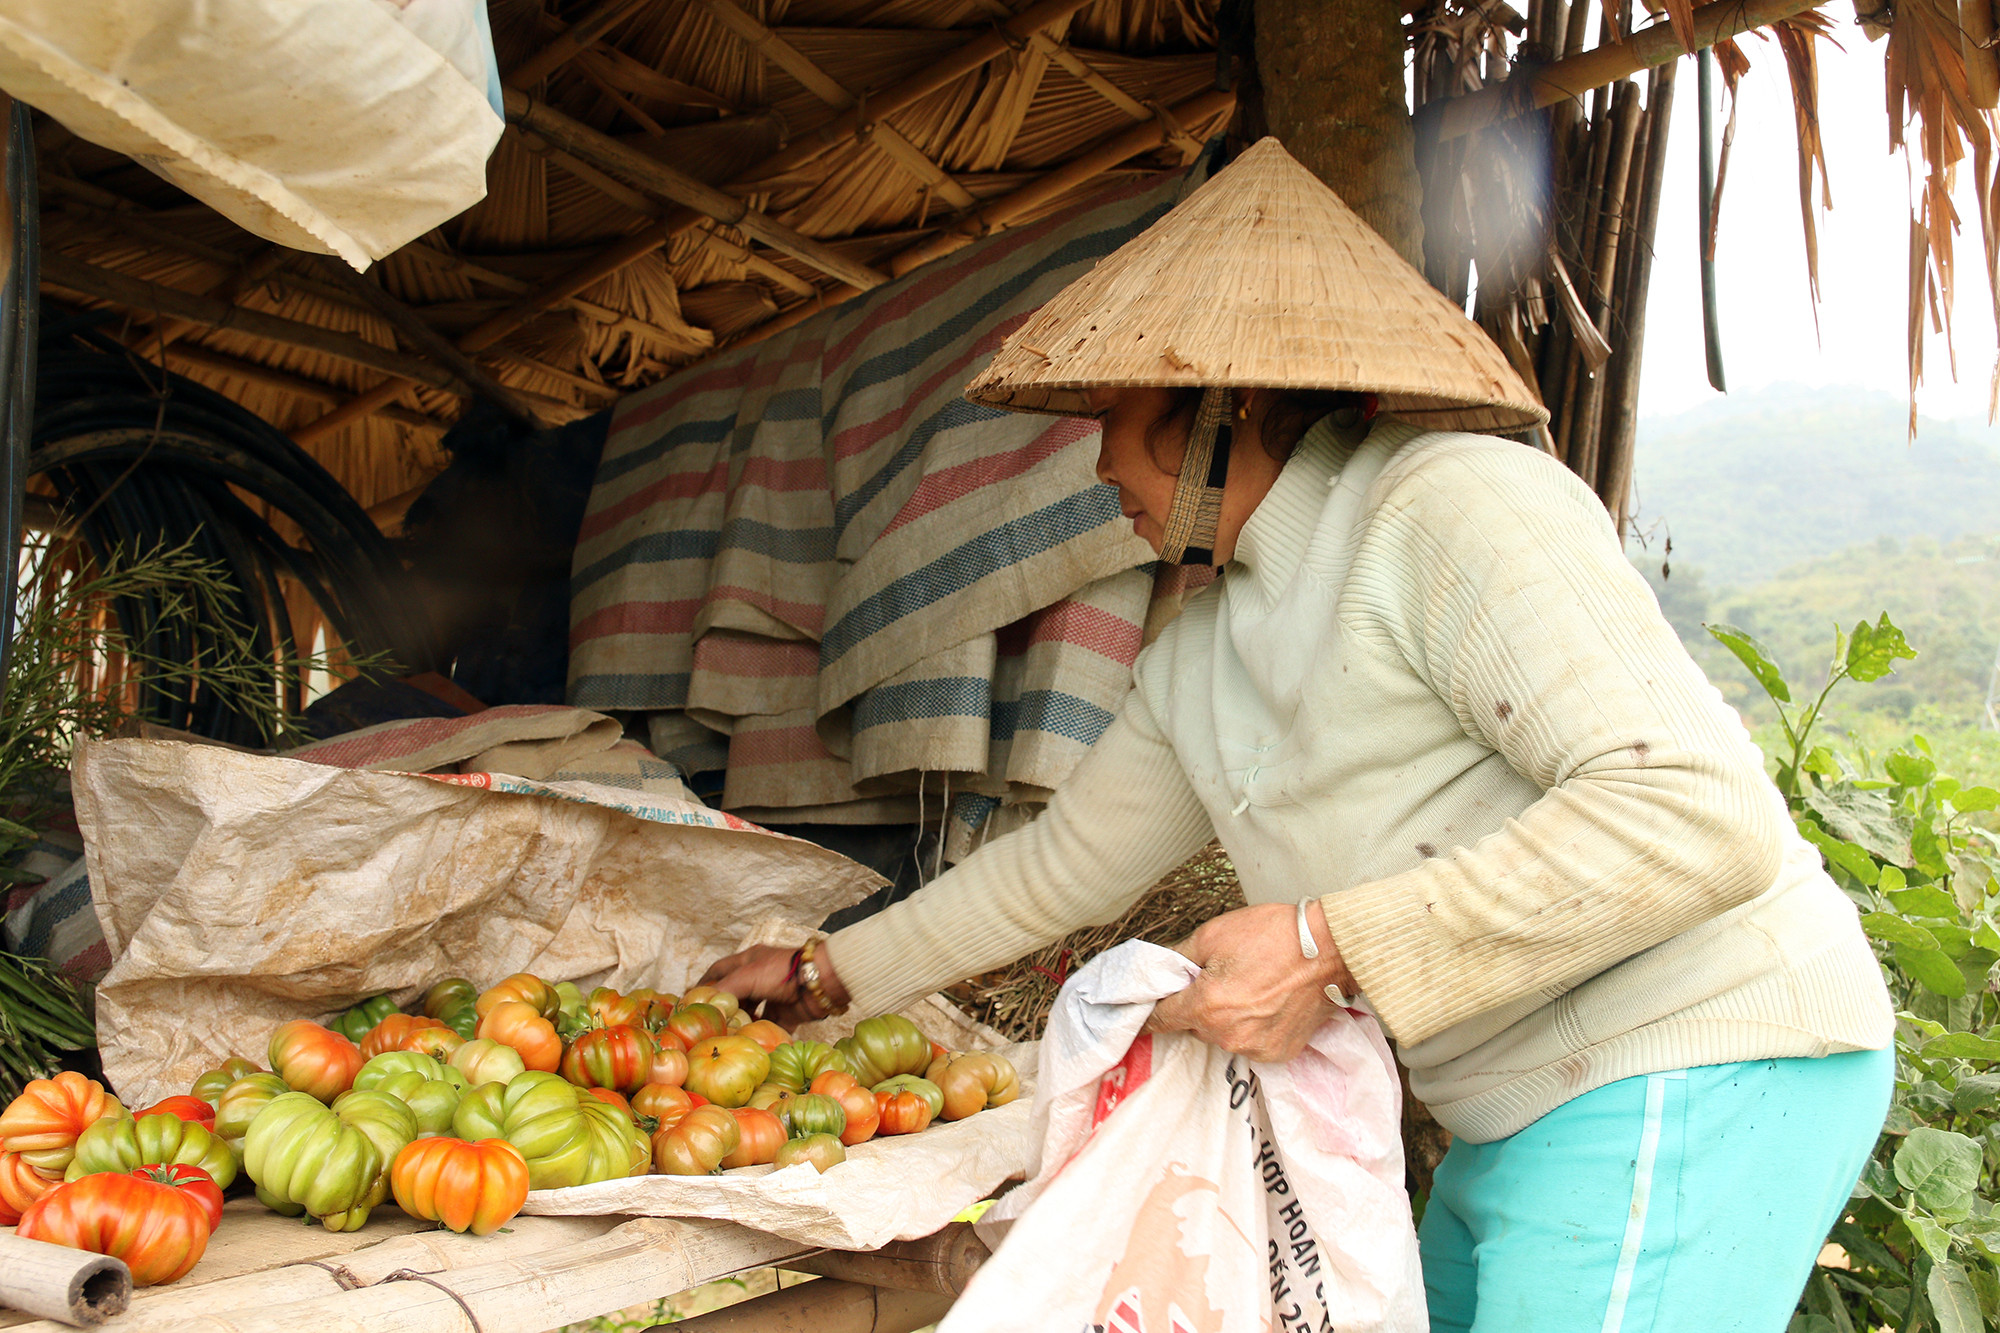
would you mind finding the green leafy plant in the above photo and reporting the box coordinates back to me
[1710,616,2000,1332]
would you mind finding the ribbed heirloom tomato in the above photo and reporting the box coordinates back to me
[449,1038,529,1088]
[631,1083,696,1132]
[809,1071,879,1145]
[189,1058,260,1104]
[685,1036,771,1108]
[478,1000,562,1073]
[476,973,559,1021]
[663,1002,727,1048]
[18,1166,216,1285]
[212,1073,290,1153]
[66,1111,237,1188]
[135,1096,216,1130]
[766,1041,853,1093]
[835,1016,933,1087]
[646,1043,689,1088]
[737,1020,790,1053]
[721,1108,786,1167]
[136,1163,224,1232]
[926,1052,1022,1120]
[0,1149,57,1225]
[783,1093,848,1141]
[652,1105,739,1175]
[361,1013,452,1058]
[0,1072,126,1174]
[775,1134,846,1173]
[874,1086,936,1136]
[267,1020,365,1102]
[390,1137,531,1236]
[561,1024,656,1093]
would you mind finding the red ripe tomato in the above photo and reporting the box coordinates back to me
[475,973,559,1021]
[267,1021,364,1103]
[651,1106,739,1175]
[873,1088,935,1136]
[561,1025,657,1094]
[18,1168,215,1285]
[390,1137,531,1236]
[684,1036,771,1109]
[133,1163,224,1232]
[646,1045,689,1089]
[477,1000,562,1073]
[0,1072,123,1174]
[720,1108,786,1168]
[0,1149,58,1225]
[135,1096,216,1131]
[737,1020,790,1054]
[631,1084,695,1132]
[582,1087,634,1120]
[663,1003,727,1049]
[360,1013,452,1059]
[809,1071,880,1145]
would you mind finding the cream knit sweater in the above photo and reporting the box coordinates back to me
[827,417,1894,1142]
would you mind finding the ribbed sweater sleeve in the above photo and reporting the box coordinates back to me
[826,688,1215,1016]
[1320,444,1787,1046]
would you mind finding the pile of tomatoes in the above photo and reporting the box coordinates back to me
[0,972,1020,1287]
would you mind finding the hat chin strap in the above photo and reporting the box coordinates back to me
[1156,386,1233,566]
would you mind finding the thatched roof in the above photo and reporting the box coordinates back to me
[33,0,1234,513]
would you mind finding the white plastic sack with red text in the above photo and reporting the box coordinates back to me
[945,941,1425,1333]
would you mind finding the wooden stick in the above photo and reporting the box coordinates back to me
[1434,0,1827,140]
[159,343,451,432]
[670,1280,953,1333]
[502,89,888,293]
[291,379,416,446]
[1572,80,1643,486]
[41,254,462,392]
[0,1233,131,1326]
[505,0,653,90]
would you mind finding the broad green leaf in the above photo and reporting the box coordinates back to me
[1936,778,1964,804]
[1909,1212,1958,1264]
[1900,944,1971,997]
[1864,1158,1903,1200]
[1786,1315,1834,1333]
[1913,820,1952,880]
[1972,918,2000,952]
[1707,623,1792,703]
[1902,1010,1951,1038]
[1953,1074,2000,1113]
[1808,824,1882,886]
[1802,787,1913,867]
[1927,1033,2000,1062]
[1968,1263,2000,1323]
[1897,1129,1983,1219]
[1869,913,1944,950]
[1849,613,1919,683]
[1838,1218,1910,1276]
[1930,1260,1982,1333]
[1889,752,1940,790]
[1954,787,2000,814]
[1926,923,1976,959]
[1892,884,1963,920]
[1806,1270,1858,1333]
[1881,864,1910,895]
[1804,746,1844,781]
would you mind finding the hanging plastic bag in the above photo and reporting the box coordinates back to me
[946,941,1426,1333]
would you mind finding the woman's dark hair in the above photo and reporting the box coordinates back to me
[1143,387,1366,475]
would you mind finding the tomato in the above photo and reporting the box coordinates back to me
[133,1163,224,1232]
[926,1052,1022,1120]
[476,973,559,1021]
[663,1003,727,1048]
[361,1013,451,1059]
[354,1051,447,1089]
[390,1137,530,1236]
[561,1024,657,1094]
[681,986,741,1023]
[450,1082,507,1140]
[721,1108,786,1167]
[189,1058,260,1105]
[766,1040,854,1093]
[577,1098,651,1180]
[631,1084,695,1133]
[783,1093,847,1141]
[136,1096,216,1130]
[449,1071,637,1190]
[212,1073,290,1152]
[835,1015,932,1087]
[684,1036,771,1108]
[18,1168,214,1285]
[478,1000,562,1073]
[652,1105,739,1175]
[423,978,478,1018]
[403,1026,467,1063]
[872,1075,944,1121]
[268,1020,365,1103]
[873,1087,936,1136]
[436,998,480,1041]
[449,1038,529,1088]
[354,1054,461,1137]
[0,1149,57,1225]
[774,1134,846,1173]
[67,1112,236,1188]
[737,1020,791,1054]
[0,1073,126,1174]
[244,1090,416,1231]
[646,1044,689,1089]
[747,1084,798,1122]
[808,1071,880,1145]
[583,1087,633,1118]
[929,1040,950,1063]
[332,995,400,1043]
[586,986,649,1029]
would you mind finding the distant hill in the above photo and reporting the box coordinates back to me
[1630,385,2000,589]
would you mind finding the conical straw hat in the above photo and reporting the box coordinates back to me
[964,137,1548,432]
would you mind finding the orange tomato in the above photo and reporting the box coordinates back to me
[582,1087,634,1119]
[0,1072,124,1175]
[267,1020,365,1103]
[631,1084,696,1132]
[134,1096,216,1131]
[646,1045,689,1088]
[651,1105,738,1175]
[737,1020,790,1054]
[18,1168,213,1285]
[809,1071,879,1145]
[873,1088,934,1136]
[925,1052,1023,1120]
[0,1149,58,1225]
[663,1003,727,1049]
[721,1108,786,1168]
[360,1013,452,1059]
[389,1137,531,1236]
[475,973,558,1021]
[477,1000,561,1073]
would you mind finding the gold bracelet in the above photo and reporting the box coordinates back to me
[797,937,847,1018]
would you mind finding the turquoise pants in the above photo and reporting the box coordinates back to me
[1419,1047,1894,1333]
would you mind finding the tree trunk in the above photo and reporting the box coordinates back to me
[1252,0,1426,266]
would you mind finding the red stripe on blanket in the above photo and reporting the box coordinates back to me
[881,416,1098,536]
[1029,600,1144,662]
[693,636,820,677]
[728,725,838,767]
[707,586,826,634]
[569,599,702,643]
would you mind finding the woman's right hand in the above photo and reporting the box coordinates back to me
[698,943,849,1028]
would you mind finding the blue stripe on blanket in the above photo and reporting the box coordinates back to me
[572,531,721,594]
[833,398,1008,537]
[996,689,1118,745]
[852,676,994,732]
[716,518,837,564]
[597,412,740,483]
[569,671,693,710]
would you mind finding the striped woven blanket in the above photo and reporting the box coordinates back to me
[569,163,1215,825]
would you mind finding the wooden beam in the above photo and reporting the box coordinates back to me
[731,0,1101,184]
[503,88,889,293]
[506,0,654,90]
[41,253,464,392]
[455,218,694,353]
[161,343,451,432]
[292,380,415,445]
[1432,0,1824,140]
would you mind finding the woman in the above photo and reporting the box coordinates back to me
[701,138,1893,1331]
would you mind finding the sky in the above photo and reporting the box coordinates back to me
[1634,27,2000,423]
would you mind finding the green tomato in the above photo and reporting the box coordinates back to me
[872,1075,945,1121]
[784,1093,848,1141]
[214,1072,292,1152]
[333,995,400,1043]
[422,978,477,1019]
[242,1092,384,1230]
[449,1038,528,1087]
[436,997,479,1041]
[452,1081,508,1140]
[766,1041,854,1094]
[774,1134,846,1172]
[835,1015,931,1087]
[576,1098,649,1181]
[353,1051,445,1091]
[65,1112,238,1189]
[191,1057,261,1105]
[362,1070,461,1136]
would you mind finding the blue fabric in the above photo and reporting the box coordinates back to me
[1420,1047,1893,1333]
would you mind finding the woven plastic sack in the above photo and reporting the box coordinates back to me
[947,941,1427,1333]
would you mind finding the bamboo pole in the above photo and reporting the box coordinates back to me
[505,0,653,91]
[159,343,451,432]
[502,89,888,294]
[669,1280,954,1333]
[0,1234,130,1326]
[1434,0,1828,140]
[1571,80,1643,486]
[291,380,417,445]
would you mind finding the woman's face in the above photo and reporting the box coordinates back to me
[1087,386,1286,563]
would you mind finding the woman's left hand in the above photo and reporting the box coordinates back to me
[1147,900,1356,1063]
